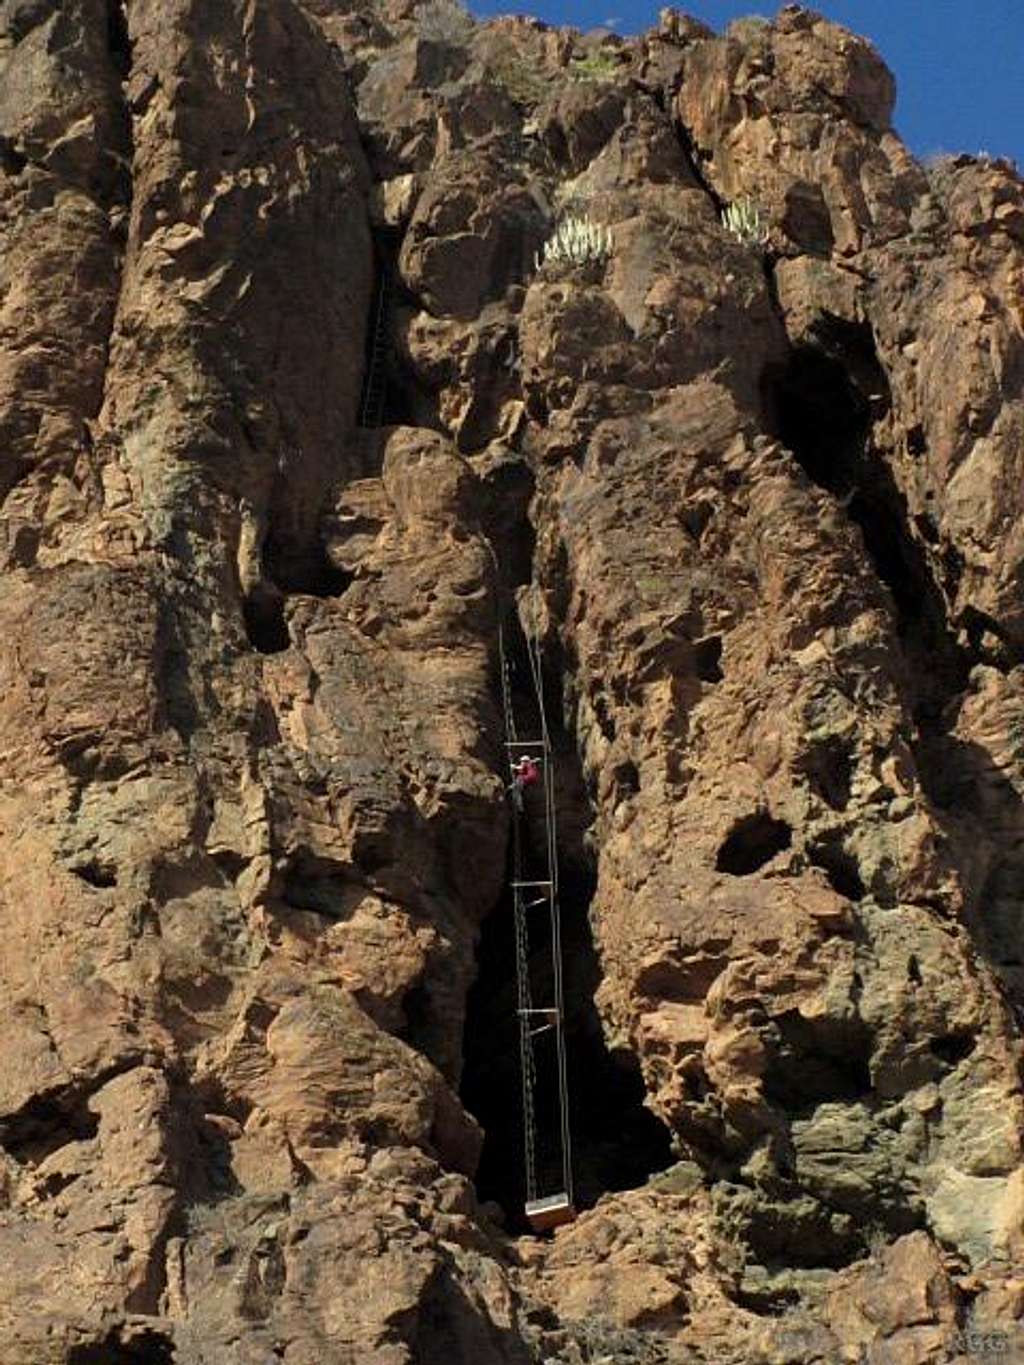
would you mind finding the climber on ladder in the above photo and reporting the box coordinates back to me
[509,753,541,811]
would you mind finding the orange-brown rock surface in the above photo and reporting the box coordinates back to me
[1,1,1023,1361]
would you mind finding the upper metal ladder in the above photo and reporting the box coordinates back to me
[358,266,391,430]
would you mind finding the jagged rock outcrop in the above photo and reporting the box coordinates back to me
[1,0,1023,1361]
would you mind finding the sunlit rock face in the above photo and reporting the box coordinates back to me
[0,1,1022,1360]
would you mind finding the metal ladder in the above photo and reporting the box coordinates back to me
[497,601,575,1232]
[358,267,390,430]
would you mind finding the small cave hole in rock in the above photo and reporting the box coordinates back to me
[694,635,724,684]
[280,857,350,919]
[0,140,27,175]
[807,836,865,901]
[398,981,434,1057]
[960,605,1015,665]
[265,540,352,600]
[797,736,853,812]
[0,1095,100,1166]
[460,622,673,1230]
[915,512,939,546]
[71,858,118,889]
[69,1330,175,1365]
[613,758,640,801]
[681,499,714,543]
[243,586,289,655]
[907,955,922,985]
[734,1278,803,1315]
[907,423,927,457]
[763,320,882,497]
[929,1032,975,1067]
[762,1010,873,1111]
[716,812,792,876]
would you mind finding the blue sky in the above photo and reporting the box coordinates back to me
[467,1,1024,168]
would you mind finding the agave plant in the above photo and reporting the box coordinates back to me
[534,214,614,271]
[721,197,769,246]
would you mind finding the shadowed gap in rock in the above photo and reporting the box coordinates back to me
[929,1031,975,1066]
[358,234,442,432]
[68,1329,175,1365]
[762,1009,873,1111]
[795,734,853,812]
[716,811,792,875]
[806,833,865,901]
[244,527,352,653]
[694,634,723,683]
[766,321,1024,1009]
[264,539,352,599]
[106,0,132,79]
[0,139,27,175]
[460,619,673,1230]
[0,1094,100,1166]
[763,321,971,731]
[243,584,289,654]
[70,857,119,889]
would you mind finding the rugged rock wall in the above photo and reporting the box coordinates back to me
[0,1,1022,1361]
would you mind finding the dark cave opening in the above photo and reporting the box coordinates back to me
[694,634,724,684]
[243,524,353,655]
[0,1094,100,1166]
[807,834,865,902]
[69,1330,174,1365]
[716,811,792,876]
[264,540,352,600]
[0,139,27,175]
[762,1010,873,1111]
[106,0,133,80]
[461,860,675,1231]
[764,322,970,729]
[796,735,853,812]
[929,1031,975,1067]
[460,618,673,1231]
[243,585,290,655]
[70,857,119,889]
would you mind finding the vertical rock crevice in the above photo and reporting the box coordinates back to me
[763,317,971,733]
[357,228,448,439]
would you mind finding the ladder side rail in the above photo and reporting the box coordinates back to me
[510,743,538,1204]
[359,268,391,430]
[495,587,541,1206]
[526,629,559,896]
[526,622,574,1208]
[513,883,538,1205]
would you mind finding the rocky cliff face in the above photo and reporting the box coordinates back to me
[1,0,1023,1360]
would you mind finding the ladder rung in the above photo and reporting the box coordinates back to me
[505,740,546,748]
[512,880,552,888]
[518,1008,559,1016]
[530,1024,555,1037]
